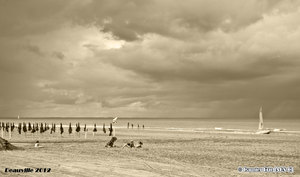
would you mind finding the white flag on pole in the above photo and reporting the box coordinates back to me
[112,117,118,124]
[112,117,118,137]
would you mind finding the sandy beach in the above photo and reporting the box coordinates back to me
[0,128,299,177]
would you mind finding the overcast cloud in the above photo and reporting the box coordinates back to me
[1,0,300,118]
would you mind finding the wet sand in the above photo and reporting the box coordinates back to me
[0,129,299,177]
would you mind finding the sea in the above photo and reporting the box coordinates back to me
[0,117,299,131]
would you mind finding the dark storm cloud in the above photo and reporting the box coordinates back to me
[0,0,88,37]
[52,96,77,105]
[0,0,294,39]
[0,38,67,106]
[96,38,294,83]
[24,44,44,56]
[1,0,300,117]
[71,0,283,41]
[52,51,65,60]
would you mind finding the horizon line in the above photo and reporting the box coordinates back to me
[0,116,298,119]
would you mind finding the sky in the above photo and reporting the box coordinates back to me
[0,0,300,118]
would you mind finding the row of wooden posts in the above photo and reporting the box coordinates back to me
[127,122,145,129]
[0,122,144,139]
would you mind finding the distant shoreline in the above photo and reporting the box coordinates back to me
[0,116,299,120]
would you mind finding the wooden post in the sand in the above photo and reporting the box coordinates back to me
[108,123,112,136]
[68,123,72,136]
[18,123,21,135]
[23,122,27,137]
[84,124,87,139]
[60,123,64,137]
[93,124,97,137]
[76,123,80,138]
[50,123,53,134]
[31,123,35,138]
[28,122,32,132]
[0,123,2,138]
[102,123,106,134]
[8,123,11,140]
[1,122,4,138]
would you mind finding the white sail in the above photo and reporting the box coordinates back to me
[256,106,271,134]
[258,106,263,130]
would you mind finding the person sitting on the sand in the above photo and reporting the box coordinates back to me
[34,141,43,148]
[105,137,117,148]
[34,141,39,147]
[136,141,143,148]
[122,140,135,148]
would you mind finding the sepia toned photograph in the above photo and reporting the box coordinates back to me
[0,0,299,176]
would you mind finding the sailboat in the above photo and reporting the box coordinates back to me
[256,107,271,134]
[17,115,20,119]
